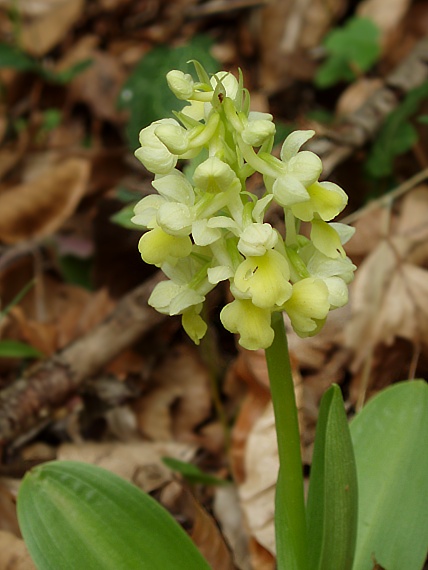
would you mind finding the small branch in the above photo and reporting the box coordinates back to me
[0,272,165,445]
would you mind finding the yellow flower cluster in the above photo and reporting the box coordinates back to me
[132,63,355,350]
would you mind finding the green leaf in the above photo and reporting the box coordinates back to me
[0,340,42,359]
[315,17,380,88]
[306,384,358,570]
[0,43,91,84]
[0,279,34,321]
[365,81,428,179]
[18,460,211,570]
[0,43,36,71]
[110,203,139,230]
[162,457,229,486]
[118,35,219,150]
[42,59,92,84]
[365,121,417,179]
[350,380,428,570]
[58,255,93,290]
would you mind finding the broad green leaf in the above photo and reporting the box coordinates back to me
[0,340,42,359]
[306,385,358,570]
[350,380,428,570]
[118,35,219,150]
[315,17,380,88]
[18,460,211,570]
[162,457,229,486]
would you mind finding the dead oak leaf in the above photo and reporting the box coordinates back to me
[345,204,428,371]
[0,158,90,244]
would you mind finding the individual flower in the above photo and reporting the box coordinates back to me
[283,278,330,337]
[269,131,323,207]
[135,119,183,175]
[233,249,292,309]
[220,299,274,350]
[138,226,192,266]
[132,170,195,237]
[310,219,345,259]
[291,180,348,222]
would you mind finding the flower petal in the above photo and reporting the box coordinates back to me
[138,227,192,266]
[220,299,274,350]
[234,249,292,308]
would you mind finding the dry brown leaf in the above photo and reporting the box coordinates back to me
[161,482,236,570]
[134,343,212,443]
[238,401,276,556]
[345,187,428,372]
[58,37,126,122]
[0,158,90,244]
[4,284,113,355]
[336,78,383,117]
[0,481,20,536]
[357,0,412,44]
[0,531,35,570]
[258,0,346,91]
[17,0,84,57]
[58,441,196,493]
[213,486,252,570]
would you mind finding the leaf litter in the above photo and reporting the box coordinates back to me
[1,1,428,568]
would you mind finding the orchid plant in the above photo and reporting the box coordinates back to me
[17,63,428,570]
[130,62,357,570]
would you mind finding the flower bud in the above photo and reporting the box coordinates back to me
[238,223,278,257]
[241,120,275,147]
[193,157,237,193]
[166,70,195,100]
[135,119,179,174]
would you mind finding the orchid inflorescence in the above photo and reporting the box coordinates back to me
[132,62,356,350]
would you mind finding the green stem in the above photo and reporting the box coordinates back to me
[265,312,307,570]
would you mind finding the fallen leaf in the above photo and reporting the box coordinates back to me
[58,36,127,122]
[161,481,236,570]
[0,481,20,536]
[57,441,196,493]
[357,0,412,44]
[0,158,90,244]
[0,531,35,570]
[345,187,428,391]
[213,485,252,570]
[238,401,276,556]
[134,343,212,444]
[258,0,345,91]
[17,0,84,57]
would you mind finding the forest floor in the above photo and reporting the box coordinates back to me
[0,1,427,568]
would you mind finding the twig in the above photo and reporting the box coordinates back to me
[186,0,268,18]
[0,272,165,445]
[341,167,428,225]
